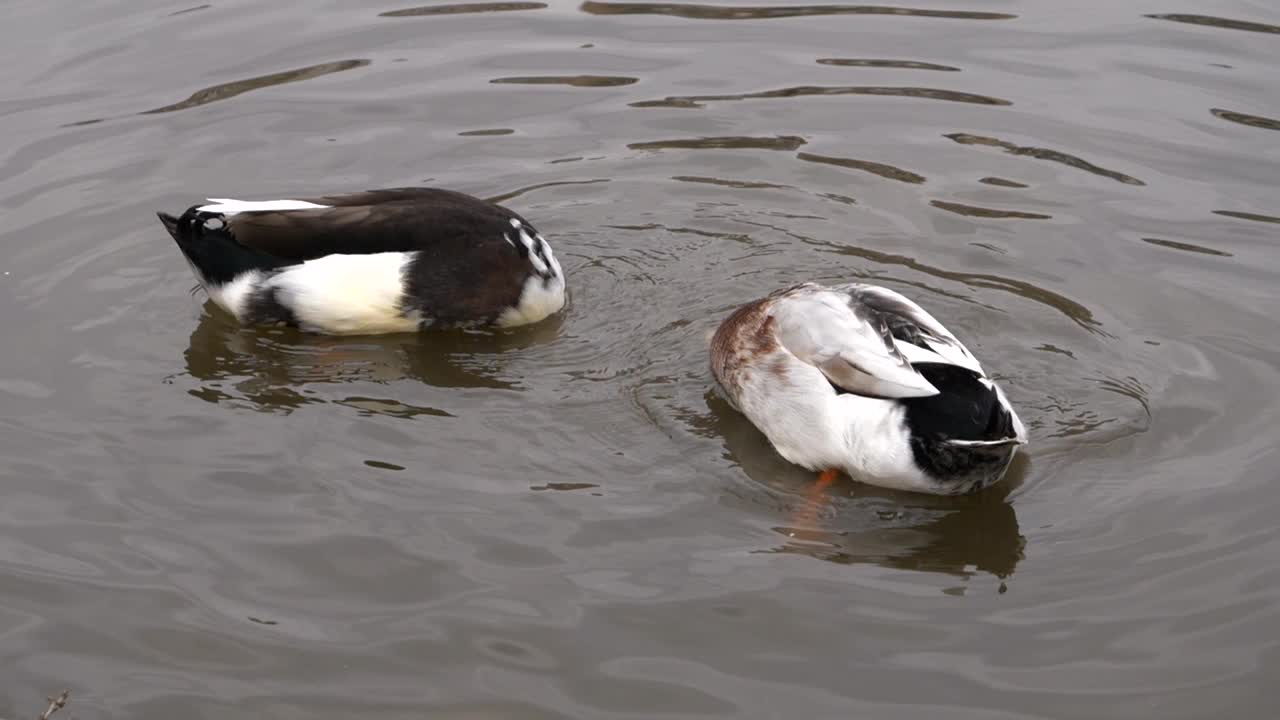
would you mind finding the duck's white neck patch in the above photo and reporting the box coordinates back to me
[498,273,566,327]
[206,270,263,321]
[197,198,332,216]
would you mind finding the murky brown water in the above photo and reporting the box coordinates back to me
[3,1,1278,717]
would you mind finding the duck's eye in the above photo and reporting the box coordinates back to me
[203,217,225,231]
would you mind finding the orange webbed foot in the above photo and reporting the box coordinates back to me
[788,468,841,530]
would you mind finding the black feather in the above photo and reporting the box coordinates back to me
[157,208,288,286]
[156,188,560,328]
[899,363,1018,488]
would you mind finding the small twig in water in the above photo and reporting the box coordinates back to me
[38,691,69,720]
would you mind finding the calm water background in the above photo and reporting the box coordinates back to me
[2,1,1278,718]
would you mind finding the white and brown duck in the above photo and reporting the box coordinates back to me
[710,282,1026,496]
[157,187,565,335]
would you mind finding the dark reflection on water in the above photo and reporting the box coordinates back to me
[1145,13,1280,34]
[1214,209,1280,224]
[945,132,1145,185]
[180,306,566,413]
[633,84,1011,108]
[530,482,601,492]
[930,199,1051,220]
[671,175,790,189]
[140,59,370,115]
[706,391,1027,579]
[630,135,807,151]
[1211,108,1280,131]
[490,75,638,87]
[979,176,1029,188]
[484,178,610,204]
[604,221,752,242]
[764,488,1026,580]
[580,1,1016,21]
[799,233,1104,331]
[796,151,926,183]
[380,2,548,17]
[1093,374,1151,421]
[168,3,210,15]
[817,57,961,71]
[1142,237,1234,257]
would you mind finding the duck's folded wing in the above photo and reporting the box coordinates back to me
[199,188,519,262]
[839,284,985,376]
[772,290,940,398]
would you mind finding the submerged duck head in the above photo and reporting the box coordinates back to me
[711,281,1026,495]
[157,187,565,336]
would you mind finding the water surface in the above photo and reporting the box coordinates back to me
[2,1,1278,718]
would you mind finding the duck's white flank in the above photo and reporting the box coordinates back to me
[208,252,421,335]
[197,198,332,215]
[733,353,934,492]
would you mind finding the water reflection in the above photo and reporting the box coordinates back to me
[1210,108,1280,131]
[168,3,210,15]
[1213,209,1280,225]
[580,1,1015,21]
[1093,374,1151,420]
[944,132,1145,186]
[796,151,926,183]
[140,59,370,115]
[380,2,547,17]
[490,75,638,87]
[1144,13,1280,35]
[672,176,790,189]
[817,58,960,71]
[707,391,1026,579]
[979,176,1029,188]
[485,178,609,204]
[758,222,1104,332]
[630,135,807,151]
[1142,237,1233,257]
[929,199,1051,220]
[180,306,564,413]
[633,85,1011,108]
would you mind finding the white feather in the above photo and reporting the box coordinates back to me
[733,353,936,492]
[521,229,549,275]
[498,231,564,327]
[266,252,420,335]
[197,198,332,215]
[207,271,263,320]
[498,272,566,327]
[844,283,985,375]
[772,290,938,397]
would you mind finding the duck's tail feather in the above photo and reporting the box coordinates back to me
[157,206,286,287]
